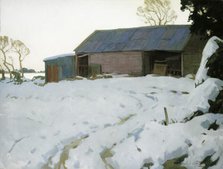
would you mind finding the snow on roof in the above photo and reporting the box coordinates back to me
[43,52,75,61]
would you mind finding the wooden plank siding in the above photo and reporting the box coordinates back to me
[88,52,143,76]
[182,35,207,76]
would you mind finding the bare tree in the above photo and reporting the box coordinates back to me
[0,36,13,78]
[137,0,177,25]
[0,36,30,79]
[12,40,30,77]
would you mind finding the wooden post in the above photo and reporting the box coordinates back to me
[164,107,169,126]
[76,54,79,76]
[181,53,184,77]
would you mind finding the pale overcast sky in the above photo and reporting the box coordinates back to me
[0,0,189,71]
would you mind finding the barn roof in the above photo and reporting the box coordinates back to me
[75,25,191,55]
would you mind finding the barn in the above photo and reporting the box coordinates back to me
[74,25,207,77]
[44,53,76,82]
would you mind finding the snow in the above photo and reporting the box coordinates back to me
[188,78,223,113]
[23,73,45,80]
[0,74,223,169]
[43,52,75,61]
[195,36,223,85]
[1,37,223,169]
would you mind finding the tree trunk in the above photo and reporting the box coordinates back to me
[2,70,5,79]
[3,61,12,78]
[7,62,15,72]
[19,53,24,78]
[8,57,15,72]
[0,49,12,78]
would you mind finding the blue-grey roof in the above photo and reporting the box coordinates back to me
[75,25,191,54]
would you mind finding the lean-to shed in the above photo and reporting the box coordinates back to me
[44,53,76,82]
[74,25,207,76]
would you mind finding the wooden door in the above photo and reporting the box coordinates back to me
[47,65,52,82]
[53,65,58,82]
[47,65,59,82]
[78,56,88,77]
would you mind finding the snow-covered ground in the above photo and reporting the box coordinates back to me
[23,73,45,80]
[1,37,223,169]
[3,73,45,80]
[0,75,223,169]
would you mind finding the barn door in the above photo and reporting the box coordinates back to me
[78,55,88,77]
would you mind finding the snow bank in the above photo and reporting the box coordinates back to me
[188,78,223,113]
[0,76,192,169]
[1,73,223,169]
[195,36,223,85]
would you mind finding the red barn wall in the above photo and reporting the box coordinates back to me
[89,52,143,75]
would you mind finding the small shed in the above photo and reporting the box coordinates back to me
[44,53,76,82]
[74,25,207,77]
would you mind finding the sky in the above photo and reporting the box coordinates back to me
[0,0,190,71]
